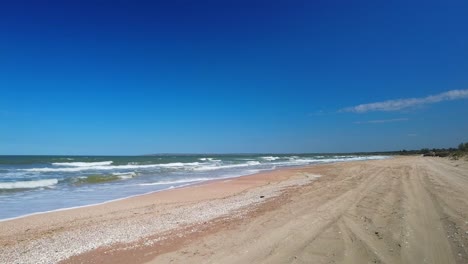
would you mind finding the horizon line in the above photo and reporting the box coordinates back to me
[0,149,446,157]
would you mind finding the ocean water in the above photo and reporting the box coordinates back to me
[0,154,388,220]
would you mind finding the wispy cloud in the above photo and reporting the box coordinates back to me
[342,89,468,113]
[354,118,409,124]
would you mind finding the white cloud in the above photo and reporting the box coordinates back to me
[354,118,409,124]
[343,89,468,113]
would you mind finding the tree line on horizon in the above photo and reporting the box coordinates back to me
[396,142,468,159]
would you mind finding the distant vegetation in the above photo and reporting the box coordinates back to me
[345,142,468,160]
[394,142,468,160]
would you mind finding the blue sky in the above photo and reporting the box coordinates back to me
[1,0,468,155]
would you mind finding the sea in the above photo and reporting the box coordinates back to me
[0,154,388,220]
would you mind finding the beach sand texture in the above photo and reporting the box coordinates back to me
[1,156,467,264]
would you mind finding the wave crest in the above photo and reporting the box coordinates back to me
[261,156,280,161]
[0,179,58,190]
[20,162,201,172]
[52,161,113,167]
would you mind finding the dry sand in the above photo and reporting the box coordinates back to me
[1,156,467,264]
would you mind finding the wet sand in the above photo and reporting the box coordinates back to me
[1,156,467,264]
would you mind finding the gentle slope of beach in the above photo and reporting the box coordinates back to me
[1,156,467,264]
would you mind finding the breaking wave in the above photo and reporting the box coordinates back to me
[0,179,58,190]
[20,162,201,172]
[261,156,280,161]
[52,161,113,167]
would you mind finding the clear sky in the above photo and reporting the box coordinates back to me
[1,0,468,155]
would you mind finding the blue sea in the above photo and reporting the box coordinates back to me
[0,154,388,220]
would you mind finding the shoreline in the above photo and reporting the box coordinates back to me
[1,163,318,264]
[0,156,387,222]
[2,156,467,264]
[0,166,287,223]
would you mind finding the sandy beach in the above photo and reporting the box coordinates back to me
[1,156,467,264]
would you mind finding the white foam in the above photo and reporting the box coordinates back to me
[199,158,221,162]
[193,161,261,171]
[52,161,113,167]
[271,155,389,166]
[20,162,201,172]
[22,157,388,173]
[0,179,58,189]
[317,156,388,163]
[112,172,137,179]
[138,177,212,186]
[22,161,264,173]
[261,156,280,161]
[163,162,200,167]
